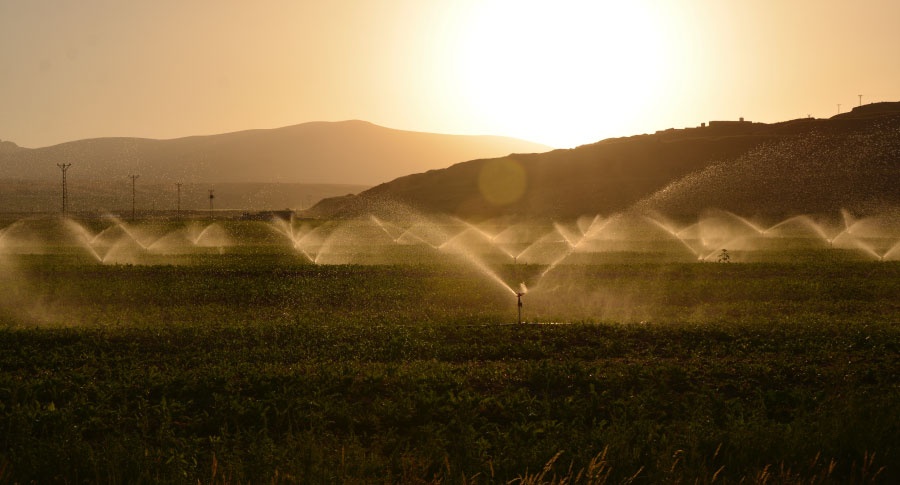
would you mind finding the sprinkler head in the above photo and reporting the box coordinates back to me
[516,292,524,324]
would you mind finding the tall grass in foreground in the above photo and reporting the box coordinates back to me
[191,448,886,484]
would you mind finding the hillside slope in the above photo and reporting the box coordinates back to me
[0,121,550,186]
[310,103,900,219]
[636,115,900,217]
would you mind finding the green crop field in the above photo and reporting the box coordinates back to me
[1,217,899,483]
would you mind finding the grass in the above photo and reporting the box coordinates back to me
[0,252,898,483]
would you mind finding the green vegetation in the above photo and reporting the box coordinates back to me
[1,256,898,483]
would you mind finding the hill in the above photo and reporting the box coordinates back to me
[635,115,900,218]
[831,101,900,120]
[0,121,550,186]
[310,103,900,219]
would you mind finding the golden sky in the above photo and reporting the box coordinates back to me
[2,0,899,149]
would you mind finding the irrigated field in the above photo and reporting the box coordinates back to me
[1,217,899,483]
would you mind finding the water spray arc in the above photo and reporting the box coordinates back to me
[371,215,522,296]
[644,215,702,259]
[538,215,614,280]
[9,209,899,318]
[266,216,330,263]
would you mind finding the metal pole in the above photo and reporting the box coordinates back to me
[57,163,71,216]
[517,292,523,324]
[208,189,215,219]
[128,174,139,220]
[858,94,863,106]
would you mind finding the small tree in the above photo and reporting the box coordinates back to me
[717,249,731,263]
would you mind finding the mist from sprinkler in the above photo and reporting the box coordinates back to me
[2,208,900,321]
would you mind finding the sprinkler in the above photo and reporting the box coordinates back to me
[516,292,524,324]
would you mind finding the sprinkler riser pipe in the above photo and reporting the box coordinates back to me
[516,292,524,325]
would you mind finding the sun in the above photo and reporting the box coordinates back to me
[453,1,670,148]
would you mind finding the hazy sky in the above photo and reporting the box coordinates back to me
[2,0,899,149]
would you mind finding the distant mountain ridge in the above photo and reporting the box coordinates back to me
[0,140,22,153]
[309,102,900,219]
[0,121,550,186]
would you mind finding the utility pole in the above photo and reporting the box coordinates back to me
[837,103,841,114]
[858,94,863,106]
[208,189,215,219]
[175,182,183,218]
[128,174,139,221]
[57,163,71,216]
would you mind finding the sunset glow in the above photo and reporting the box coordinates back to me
[454,1,669,147]
[1,1,899,149]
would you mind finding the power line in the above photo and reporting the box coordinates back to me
[57,163,71,216]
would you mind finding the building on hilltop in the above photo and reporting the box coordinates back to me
[707,117,749,128]
[654,117,752,135]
